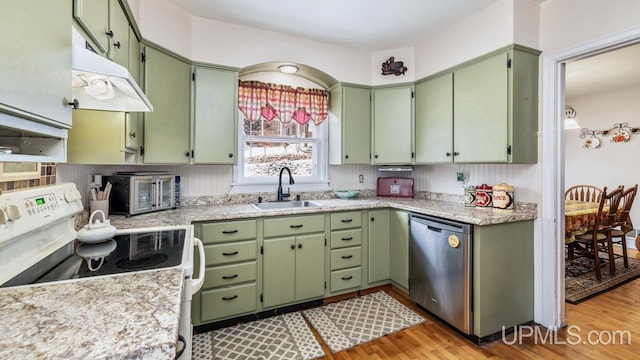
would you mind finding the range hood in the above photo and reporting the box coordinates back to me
[71,29,153,113]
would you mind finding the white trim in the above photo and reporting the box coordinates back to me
[540,24,640,329]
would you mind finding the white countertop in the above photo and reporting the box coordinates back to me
[0,268,183,360]
[0,196,535,360]
[106,197,537,230]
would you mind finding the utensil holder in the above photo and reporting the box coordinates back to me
[90,200,109,218]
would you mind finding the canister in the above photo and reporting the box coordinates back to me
[464,185,476,207]
[493,183,515,210]
[475,184,493,208]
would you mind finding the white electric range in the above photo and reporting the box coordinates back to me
[0,183,204,360]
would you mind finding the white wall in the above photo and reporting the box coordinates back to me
[540,0,640,54]
[137,0,192,57]
[565,85,640,226]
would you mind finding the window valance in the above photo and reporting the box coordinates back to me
[238,80,328,125]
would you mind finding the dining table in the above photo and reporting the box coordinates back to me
[564,199,608,243]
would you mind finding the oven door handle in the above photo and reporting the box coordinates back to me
[191,237,206,295]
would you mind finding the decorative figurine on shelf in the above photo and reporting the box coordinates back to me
[381,57,407,76]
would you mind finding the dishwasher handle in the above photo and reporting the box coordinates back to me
[410,214,472,234]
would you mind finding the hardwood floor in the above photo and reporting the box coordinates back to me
[313,248,640,359]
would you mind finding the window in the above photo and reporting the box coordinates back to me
[233,76,329,191]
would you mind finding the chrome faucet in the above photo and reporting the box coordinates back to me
[277,167,295,201]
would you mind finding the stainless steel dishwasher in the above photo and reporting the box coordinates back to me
[409,214,473,334]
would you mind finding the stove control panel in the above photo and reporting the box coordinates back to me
[0,183,83,246]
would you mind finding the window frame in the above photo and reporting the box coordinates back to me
[231,115,330,193]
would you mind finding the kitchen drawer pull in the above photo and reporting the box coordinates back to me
[222,229,239,234]
[222,295,238,301]
[342,237,353,241]
[289,224,304,229]
[341,276,353,280]
[222,274,239,280]
[222,251,239,256]
[341,255,353,259]
[341,219,353,223]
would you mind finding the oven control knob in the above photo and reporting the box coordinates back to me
[65,190,82,203]
[4,205,21,221]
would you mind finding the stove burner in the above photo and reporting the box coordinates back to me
[116,254,169,270]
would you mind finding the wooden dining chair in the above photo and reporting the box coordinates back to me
[568,186,623,281]
[565,185,604,203]
[610,184,638,268]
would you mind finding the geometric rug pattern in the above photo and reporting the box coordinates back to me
[192,311,325,360]
[566,254,640,304]
[302,291,426,353]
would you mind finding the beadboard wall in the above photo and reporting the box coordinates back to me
[57,163,537,208]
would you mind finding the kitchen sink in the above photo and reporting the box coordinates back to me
[249,200,322,210]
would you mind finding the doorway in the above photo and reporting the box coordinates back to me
[540,26,640,329]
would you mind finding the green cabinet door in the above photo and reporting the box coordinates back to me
[108,0,130,67]
[143,46,191,164]
[389,210,409,290]
[126,31,142,152]
[1,0,72,128]
[372,86,413,164]
[295,233,325,301]
[328,84,371,164]
[192,66,239,164]
[415,73,454,164]
[473,221,534,337]
[367,209,390,284]
[453,52,508,163]
[262,237,296,308]
[73,0,109,53]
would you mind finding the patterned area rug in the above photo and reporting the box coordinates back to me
[566,254,640,304]
[192,312,324,360]
[302,291,426,353]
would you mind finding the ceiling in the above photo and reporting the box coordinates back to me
[565,43,640,98]
[168,0,500,50]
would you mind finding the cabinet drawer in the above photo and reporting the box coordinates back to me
[331,247,362,271]
[204,261,257,289]
[201,283,257,321]
[205,240,257,266]
[264,214,325,238]
[201,220,257,244]
[330,228,362,249]
[330,211,362,230]
[331,267,362,292]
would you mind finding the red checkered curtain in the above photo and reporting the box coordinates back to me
[237,81,328,125]
[238,81,268,121]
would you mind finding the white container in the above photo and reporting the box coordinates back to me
[90,200,109,218]
[493,183,515,210]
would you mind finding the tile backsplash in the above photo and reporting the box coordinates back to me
[0,163,56,191]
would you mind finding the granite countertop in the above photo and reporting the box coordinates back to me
[0,268,183,360]
[106,197,537,230]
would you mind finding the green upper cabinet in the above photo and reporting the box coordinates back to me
[67,110,136,164]
[192,66,239,164]
[73,0,110,53]
[328,84,372,165]
[108,0,130,67]
[414,73,454,164]
[143,45,191,164]
[372,85,414,164]
[453,45,540,163]
[1,0,72,128]
[126,31,143,152]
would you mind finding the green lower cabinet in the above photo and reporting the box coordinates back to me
[200,283,257,322]
[330,267,362,292]
[473,220,534,337]
[262,233,325,309]
[367,209,390,284]
[389,210,409,291]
